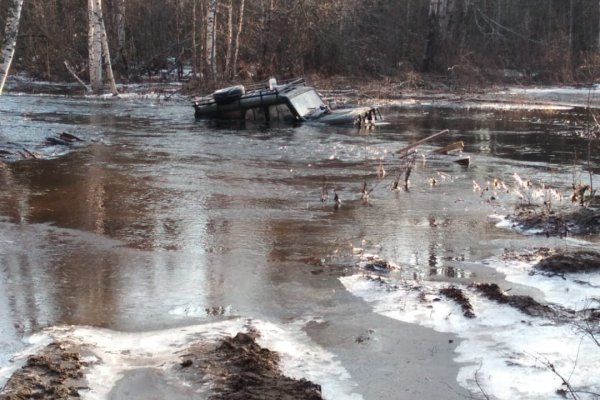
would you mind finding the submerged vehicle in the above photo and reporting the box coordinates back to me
[192,78,382,126]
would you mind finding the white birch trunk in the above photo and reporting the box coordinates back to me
[95,0,118,95]
[232,0,245,79]
[206,0,218,80]
[0,0,24,96]
[224,0,234,78]
[88,0,103,93]
[89,0,117,95]
[192,0,199,78]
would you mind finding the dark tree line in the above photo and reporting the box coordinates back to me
[1,0,600,88]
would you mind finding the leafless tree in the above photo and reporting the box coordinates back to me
[88,0,117,94]
[0,0,24,95]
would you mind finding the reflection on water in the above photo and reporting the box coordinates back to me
[0,94,598,343]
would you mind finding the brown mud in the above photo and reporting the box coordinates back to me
[0,342,89,400]
[511,207,600,237]
[500,247,557,263]
[473,283,556,318]
[1,331,323,400]
[533,251,600,275]
[439,287,476,319]
[177,331,323,400]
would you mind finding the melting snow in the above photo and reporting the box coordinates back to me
[341,265,600,400]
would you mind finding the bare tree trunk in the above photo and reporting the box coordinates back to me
[423,0,442,71]
[569,0,574,52]
[192,0,199,78]
[232,0,245,79]
[88,0,103,93]
[423,0,464,72]
[89,0,118,95]
[224,0,234,78]
[64,60,92,92]
[206,0,218,81]
[0,0,25,95]
[96,0,118,95]
[115,0,127,72]
[598,0,600,51]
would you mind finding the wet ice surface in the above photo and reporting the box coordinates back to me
[1,88,599,399]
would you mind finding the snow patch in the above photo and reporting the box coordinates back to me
[341,273,600,400]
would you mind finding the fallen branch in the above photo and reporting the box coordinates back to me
[531,354,580,400]
[434,140,464,154]
[474,363,490,400]
[59,132,84,142]
[64,61,91,93]
[395,129,450,155]
[21,147,37,159]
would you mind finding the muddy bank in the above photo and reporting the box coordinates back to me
[177,331,323,400]
[473,283,556,318]
[437,284,555,319]
[1,331,323,400]
[501,246,600,276]
[534,251,600,275]
[0,342,89,400]
[510,207,600,236]
[439,287,475,319]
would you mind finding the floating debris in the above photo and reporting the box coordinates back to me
[454,157,470,167]
[333,190,341,209]
[395,129,450,155]
[433,141,464,155]
[320,176,328,203]
[46,132,85,147]
[376,162,386,178]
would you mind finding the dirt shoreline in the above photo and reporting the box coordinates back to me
[0,331,323,400]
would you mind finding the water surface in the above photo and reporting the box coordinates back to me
[1,92,598,399]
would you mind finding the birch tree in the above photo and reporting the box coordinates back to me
[88,0,103,92]
[191,0,199,77]
[0,0,25,95]
[231,0,245,79]
[224,0,234,78]
[206,0,218,81]
[88,0,118,94]
[98,0,118,95]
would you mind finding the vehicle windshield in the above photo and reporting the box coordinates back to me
[289,90,325,118]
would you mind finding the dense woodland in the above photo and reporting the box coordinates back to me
[2,0,600,90]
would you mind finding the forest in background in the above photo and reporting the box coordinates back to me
[2,0,600,91]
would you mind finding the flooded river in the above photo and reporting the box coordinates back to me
[0,90,599,399]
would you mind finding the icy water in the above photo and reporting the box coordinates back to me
[0,90,599,399]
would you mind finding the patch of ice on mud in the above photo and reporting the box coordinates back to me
[489,214,545,235]
[340,274,600,400]
[253,319,362,400]
[487,255,600,317]
[15,318,360,400]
